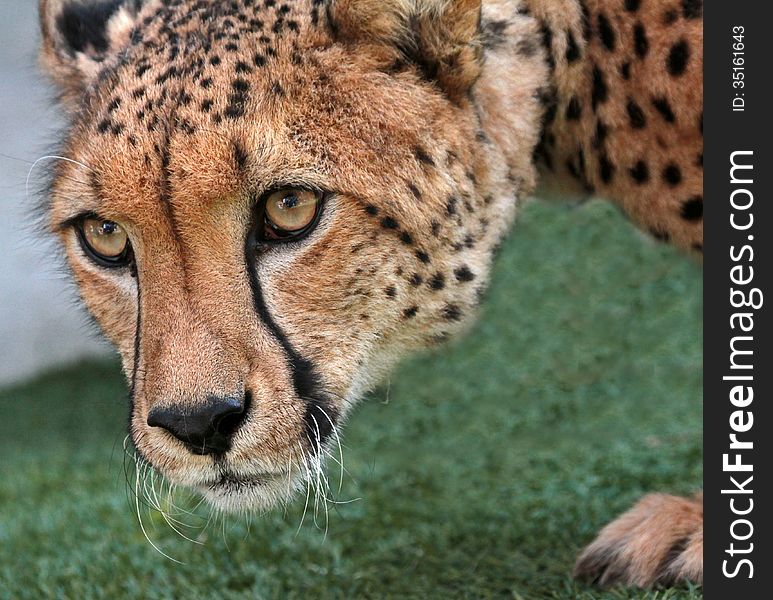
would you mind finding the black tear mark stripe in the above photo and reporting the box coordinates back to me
[129,278,143,399]
[244,235,336,453]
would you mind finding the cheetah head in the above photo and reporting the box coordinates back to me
[39,0,546,511]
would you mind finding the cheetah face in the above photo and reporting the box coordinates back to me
[40,0,545,511]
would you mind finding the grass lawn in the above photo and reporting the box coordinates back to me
[0,200,702,600]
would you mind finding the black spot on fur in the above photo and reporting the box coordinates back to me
[408,184,422,199]
[224,103,245,119]
[650,228,670,242]
[620,62,631,80]
[380,216,398,229]
[414,146,435,166]
[415,250,430,264]
[384,285,397,298]
[566,156,580,180]
[516,36,540,58]
[566,96,583,120]
[233,141,248,171]
[540,25,555,70]
[155,66,179,85]
[400,232,413,245]
[626,99,647,128]
[403,306,418,319]
[667,39,690,76]
[442,304,462,321]
[534,141,553,171]
[235,60,252,74]
[652,97,676,122]
[633,23,649,58]
[599,153,615,183]
[629,160,649,184]
[409,273,423,286]
[576,148,587,181]
[681,196,703,220]
[591,66,608,109]
[682,0,703,19]
[663,9,679,24]
[454,265,475,282]
[482,19,509,50]
[538,86,557,120]
[597,14,616,51]
[364,204,378,216]
[232,78,250,93]
[565,31,581,62]
[625,0,641,11]
[662,164,683,186]
[429,273,446,290]
[593,120,608,148]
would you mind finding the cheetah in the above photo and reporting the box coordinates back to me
[38,0,703,588]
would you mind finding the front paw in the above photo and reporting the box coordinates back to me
[573,493,703,588]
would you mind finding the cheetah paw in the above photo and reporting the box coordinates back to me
[573,493,703,588]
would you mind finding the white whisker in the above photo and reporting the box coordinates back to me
[295,442,312,536]
[316,406,345,495]
[26,155,93,203]
[133,460,184,564]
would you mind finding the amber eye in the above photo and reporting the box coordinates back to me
[77,217,132,267]
[261,188,323,241]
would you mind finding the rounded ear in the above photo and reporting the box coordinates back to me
[328,0,483,101]
[39,0,149,109]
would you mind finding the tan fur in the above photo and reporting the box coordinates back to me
[38,0,702,587]
[527,0,704,253]
[574,493,703,587]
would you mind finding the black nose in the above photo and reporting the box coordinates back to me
[147,395,246,455]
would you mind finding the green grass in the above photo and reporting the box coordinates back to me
[0,200,702,600]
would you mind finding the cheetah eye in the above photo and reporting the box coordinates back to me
[259,188,323,241]
[76,216,133,268]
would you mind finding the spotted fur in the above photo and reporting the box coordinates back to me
[38,0,702,588]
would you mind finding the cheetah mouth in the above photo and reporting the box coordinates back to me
[209,471,281,489]
[195,467,302,511]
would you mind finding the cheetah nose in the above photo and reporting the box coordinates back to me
[147,395,247,455]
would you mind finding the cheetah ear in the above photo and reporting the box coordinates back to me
[328,0,483,101]
[39,0,149,109]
